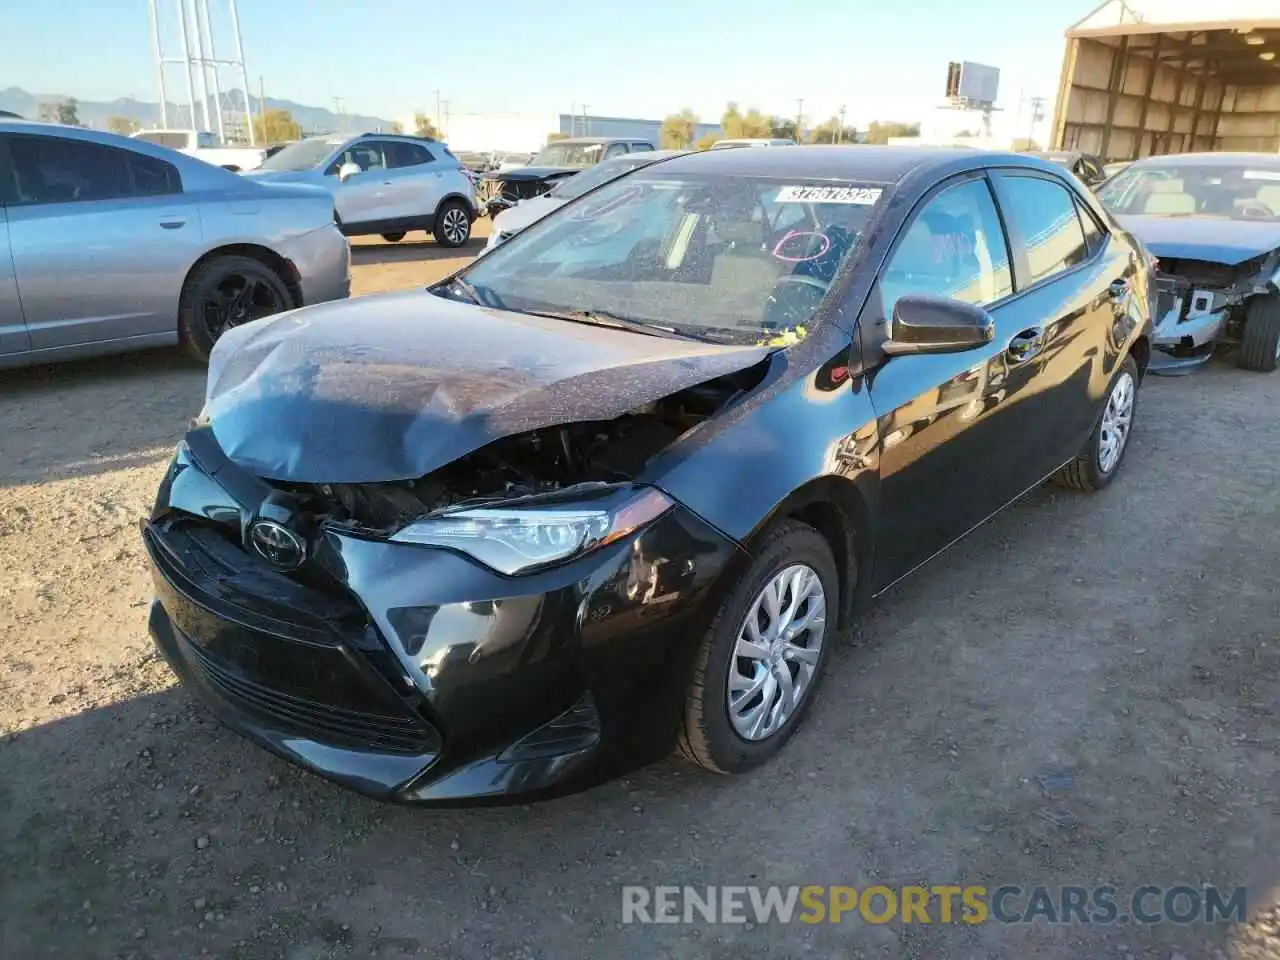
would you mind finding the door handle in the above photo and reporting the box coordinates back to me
[1109,279,1129,302]
[1006,327,1044,364]
[158,219,186,230]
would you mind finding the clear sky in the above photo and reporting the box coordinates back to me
[5,0,1096,133]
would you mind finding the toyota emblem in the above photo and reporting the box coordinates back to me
[247,519,307,569]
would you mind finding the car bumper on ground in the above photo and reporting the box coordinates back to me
[1149,283,1229,374]
[141,443,740,804]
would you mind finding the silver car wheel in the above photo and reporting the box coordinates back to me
[727,564,827,742]
[1098,370,1135,474]
[441,207,469,245]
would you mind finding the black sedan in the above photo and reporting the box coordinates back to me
[143,146,1153,804]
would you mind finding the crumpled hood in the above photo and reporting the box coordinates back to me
[492,195,567,235]
[1118,215,1280,265]
[488,166,580,183]
[203,291,770,483]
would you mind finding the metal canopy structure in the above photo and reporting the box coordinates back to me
[1053,1,1280,158]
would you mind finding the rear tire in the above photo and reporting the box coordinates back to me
[1053,354,1140,492]
[177,255,293,364]
[433,199,472,248]
[678,520,838,775]
[380,232,406,243]
[1237,294,1280,373]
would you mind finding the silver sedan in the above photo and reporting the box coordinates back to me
[0,120,350,368]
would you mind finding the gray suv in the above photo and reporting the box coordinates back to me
[247,133,478,247]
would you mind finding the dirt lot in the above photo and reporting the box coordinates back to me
[1,222,1278,959]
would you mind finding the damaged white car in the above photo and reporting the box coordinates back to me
[1098,152,1280,374]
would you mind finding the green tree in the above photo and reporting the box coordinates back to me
[807,117,858,144]
[414,112,440,139]
[108,116,140,136]
[770,117,798,141]
[865,121,921,145]
[720,102,772,139]
[695,133,721,150]
[389,121,405,134]
[38,99,80,125]
[659,108,698,149]
[546,131,569,142]
[253,108,302,143]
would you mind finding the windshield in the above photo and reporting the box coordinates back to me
[258,138,341,172]
[456,173,883,342]
[1098,162,1280,220]
[549,156,656,200]
[530,141,606,168]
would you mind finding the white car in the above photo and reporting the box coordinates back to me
[483,149,686,254]
[710,138,797,149]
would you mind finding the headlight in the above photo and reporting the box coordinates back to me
[390,486,673,575]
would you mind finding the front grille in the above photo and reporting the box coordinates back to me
[186,640,435,755]
[146,521,440,755]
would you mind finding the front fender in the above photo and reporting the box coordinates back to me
[643,326,881,583]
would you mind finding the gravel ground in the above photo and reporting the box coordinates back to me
[1,225,1277,959]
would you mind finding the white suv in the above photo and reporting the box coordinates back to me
[245,133,478,247]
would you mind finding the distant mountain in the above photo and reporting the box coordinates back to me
[0,86,396,137]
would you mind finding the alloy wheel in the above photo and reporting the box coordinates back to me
[199,273,286,341]
[441,207,469,245]
[726,564,827,742]
[1098,370,1135,473]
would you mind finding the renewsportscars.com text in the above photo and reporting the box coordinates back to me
[621,884,1247,926]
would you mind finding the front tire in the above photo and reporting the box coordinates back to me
[679,520,838,775]
[1238,295,1280,373]
[1053,354,1140,491]
[433,199,472,248]
[177,255,293,364]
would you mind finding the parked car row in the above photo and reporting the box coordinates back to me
[476,136,657,219]
[141,144,1164,805]
[0,119,349,368]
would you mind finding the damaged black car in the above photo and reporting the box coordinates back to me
[144,146,1152,804]
[1098,152,1280,373]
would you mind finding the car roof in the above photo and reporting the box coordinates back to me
[1129,151,1280,169]
[653,144,1035,184]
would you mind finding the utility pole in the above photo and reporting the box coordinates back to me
[581,104,589,137]
[837,104,846,144]
[434,89,442,134]
[441,100,450,136]
[1027,95,1046,147]
[795,98,804,142]
[333,96,344,133]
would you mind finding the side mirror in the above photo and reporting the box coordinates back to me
[882,294,995,356]
[338,162,362,182]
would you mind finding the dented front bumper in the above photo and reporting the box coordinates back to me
[143,441,742,804]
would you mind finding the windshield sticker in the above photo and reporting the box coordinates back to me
[757,325,808,347]
[776,185,882,205]
[1243,170,1280,181]
[772,230,832,262]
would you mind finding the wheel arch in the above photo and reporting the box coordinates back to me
[179,243,302,313]
[1128,333,1151,381]
[734,475,876,631]
[438,191,478,219]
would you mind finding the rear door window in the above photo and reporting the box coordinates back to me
[7,134,181,204]
[603,143,629,159]
[997,175,1089,286]
[386,141,435,168]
